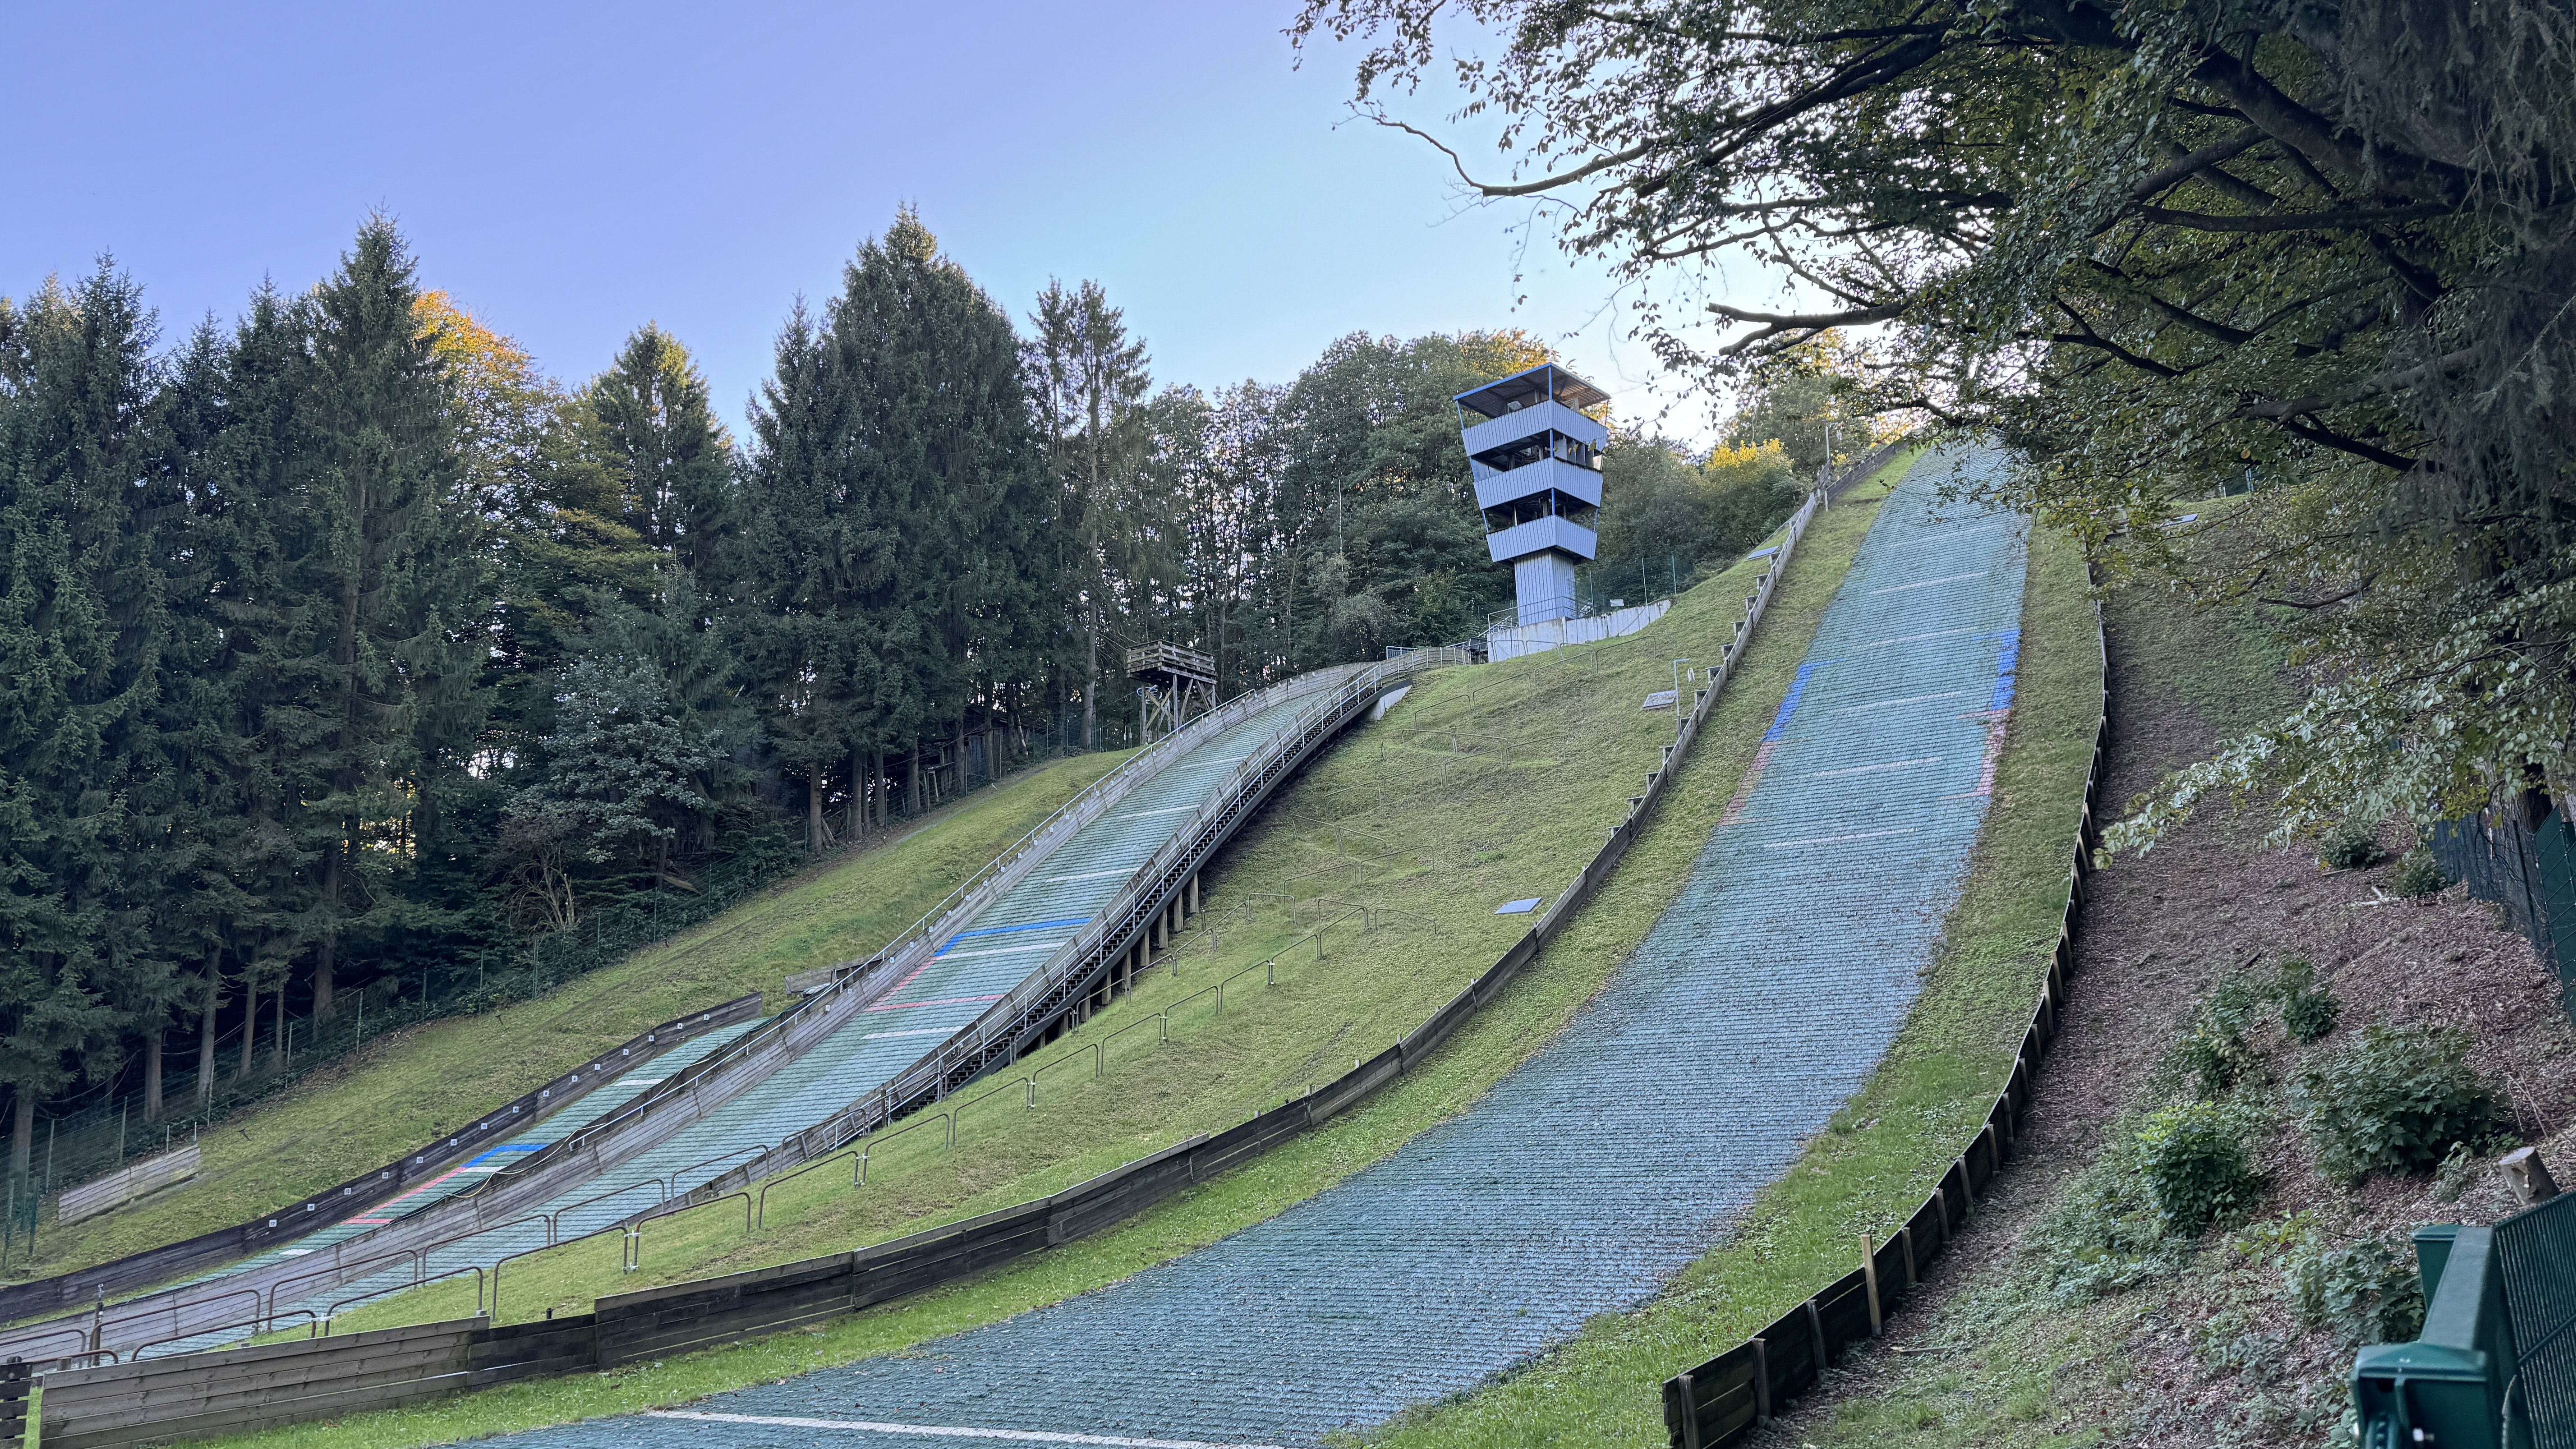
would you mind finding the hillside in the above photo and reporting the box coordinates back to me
[1735,558,2576,1447]
[18,751,1131,1285]
[193,484,1900,1449]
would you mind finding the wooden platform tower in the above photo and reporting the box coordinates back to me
[1126,641,1217,745]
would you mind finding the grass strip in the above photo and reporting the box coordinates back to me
[187,487,1893,1449]
[1358,517,2102,1449]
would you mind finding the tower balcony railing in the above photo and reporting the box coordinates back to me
[1458,398,1608,459]
[1483,515,1597,565]
[1473,456,1602,511]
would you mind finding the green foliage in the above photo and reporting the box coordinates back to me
[2296,1025,2505,1184]
[2278,960,2341,1044]
[2319,821,2385,870]
[2277,1220,2426,1346]
[2139,1101,2264,1237]
[2033,1127,2189,1302]
[1594,437,1801,581]
[2159,972,2267,1097]
[2391,849,2448,898]
[1299,0,2576,860]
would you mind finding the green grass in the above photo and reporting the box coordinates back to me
[23,752,1132,1286]
[188,488,1895,1449]
[1359,519,2105,1449]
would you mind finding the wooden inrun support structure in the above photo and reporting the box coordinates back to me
[1127,642,1217,745]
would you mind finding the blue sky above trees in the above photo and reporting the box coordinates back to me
[1,1,1727,436]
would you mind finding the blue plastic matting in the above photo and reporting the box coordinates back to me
[492,448,2030,1449]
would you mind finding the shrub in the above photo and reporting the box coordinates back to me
[2139,1101,2263,1236]
[2170,1023,2254,1096]
[2284,1227,2426,1344]
[2296,1025,2505,1184]
[2034,1129,2185,1302]
[2319,820,2384,869]
[2277,959,2340,1044]
[2390,848,2447,898]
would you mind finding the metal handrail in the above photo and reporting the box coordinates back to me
[546,1181,667,1245]
[126,1311,317,1362]
[323,1265,484,1327]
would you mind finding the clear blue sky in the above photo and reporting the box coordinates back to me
[4,2,1734,441]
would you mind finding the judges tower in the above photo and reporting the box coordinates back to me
[1457,363,1609,626]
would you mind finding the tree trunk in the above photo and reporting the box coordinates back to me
[860,742,881,835]
[271,987,285,1072]
[143,1030,163,1124]
[907,741,923,815]
[953,717,968,793]
[313,843,341,1022]
[873,750,888,829]
[807,773,824,856]
[1083,603,1099,749]
[238,980,258,1080]
[10,1091,32,1186]
[197,955,219,1109]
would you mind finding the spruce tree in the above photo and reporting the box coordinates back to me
[0,263,169,1174]
[273,220,488,1020]
[1028,281,1162,745]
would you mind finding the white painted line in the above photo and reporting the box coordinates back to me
[1831,690,1971,713]
[1856,626,1982,651]
[1037,868,1137,884]
[864,1027,956,1040]
[932,941,1067,961]
[1888,523,2014,548]
[644,1410,1287,1449]
[1806,756,1944,779]
[1117,805,1198,819]
[1868,571,1985,595]
[1763,827,1919,850]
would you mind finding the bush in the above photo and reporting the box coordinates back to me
[2034,1129,2187,1302]
[2284,1227,2426,1344]
[2163,972,2268,1096]
[2296,1025,2505,1184]
[2390,848,2447,898]
[2277,959,2340,1044]
[2139,1101,2263,1236]
[2319,820,2384,869]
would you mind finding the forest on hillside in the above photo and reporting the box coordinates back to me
[0,209,1848,1170]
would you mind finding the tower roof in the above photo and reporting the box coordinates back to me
[1454,362,1609,420]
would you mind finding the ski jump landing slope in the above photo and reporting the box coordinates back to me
[503,446,2032,1448]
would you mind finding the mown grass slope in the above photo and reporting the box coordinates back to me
[201,480,1896,1449]
[24,752,1131,1282]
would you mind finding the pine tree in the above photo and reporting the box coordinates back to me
[837,213,1048,796]
[272,220,489,1021]
[0,263,169,1175]
[1028,281,1162,745]
[582,326,734,580]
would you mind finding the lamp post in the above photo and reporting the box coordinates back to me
[1671,658,1696,743]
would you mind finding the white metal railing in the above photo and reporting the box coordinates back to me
[660,649,1467,1208]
